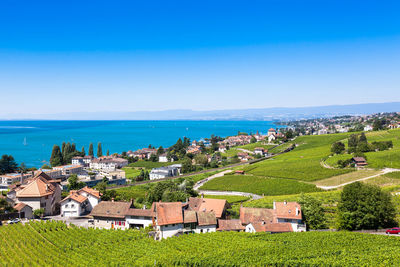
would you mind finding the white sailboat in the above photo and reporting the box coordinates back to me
[23,137,27,146]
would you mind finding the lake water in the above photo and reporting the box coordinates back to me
[0,120,280,167]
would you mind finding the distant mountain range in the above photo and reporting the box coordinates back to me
[2,102,400,121]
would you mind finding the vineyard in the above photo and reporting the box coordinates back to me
[1,221,400,266]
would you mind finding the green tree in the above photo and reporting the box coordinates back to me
[0,198,14,214]
[149,154,158,162]
[359,132,367,143]
[97,142,103,157]
[18,162,27,174]
[194,154,208,167]
[348,134,358,149]
[81,146,85,155]
[373,119,384,131]
[106,149,110,156]
[331,142,345,154]
[250,136,257,143]
[337,182,396,230]
[298,194,327,230]
[33,208,45,218]
[67,174,85,190]
[157,146,165,155]
[41,164,51,169]
[88,143,94,157]
[181,157,193,173]
[50,145,63,167]
[0,154,18,174]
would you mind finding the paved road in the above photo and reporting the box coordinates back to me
[193,170,232,190]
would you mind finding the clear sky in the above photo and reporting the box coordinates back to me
[1,0,400,116]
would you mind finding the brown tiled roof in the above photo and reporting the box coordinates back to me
[156,202,183,226]
[240,207,275,225]
[197,211,217,226]
[14,202,32,211]
[16,175,56,198]
[79,186,101,198]
[90,201,132,219]
[352,157,366,162]
[188,197,228,218]
[183,210,197,223]
[251,222,293,233]
[275,202,302,220]
[217,219,245,231]
[126,208,154,217]
[61,193,88,204]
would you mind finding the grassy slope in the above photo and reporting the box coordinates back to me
[3,222,400,266]
[314,170,383,187]
[200,174,321,196]
[128,160,178,169]
[244,134,354,181]
[325,129,400,169]
[122,167,142,179]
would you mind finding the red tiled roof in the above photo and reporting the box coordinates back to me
[275,202,302,220]
[240,207,275,225]
[90,201,132,219]
[183,210,197,223]
[156,202,183,226]
[126,208,154,217]
[188,197,228,218]
[61,193,88,204]
[251,222,293,233]
[217,219,245,231]
[79,186,101,198]
[14,202,32,211]
[197,211,217,226]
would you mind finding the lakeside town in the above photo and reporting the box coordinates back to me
[1,111,400,239]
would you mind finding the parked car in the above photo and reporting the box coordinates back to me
[7,218,21,225]
[386,227,400,234]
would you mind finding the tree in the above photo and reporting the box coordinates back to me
[157,146,165,155]
[331,142,345,154]
[49,146,63,167]
[81,146,85,155]
[183,137,191,148]
[0,155,18,174]
[88,143,94,157]
[194,154,208,167]
[298,194,327,230]
[149,154,158,162]
[71,143,76,152]
[33,208,45,218]
[359,132,367,143]
[373,119,384,131]
[97,142,103,157]
[106,149,110,156]
[18,162,27,174]
[0,198,14,214]
[337,182,396,230]
[348,134,358,149]
[67,174,85,190]
[41,164,51,169]
[181,157,193,173]
[250,136,257,143]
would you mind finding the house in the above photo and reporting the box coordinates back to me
[61,186,101,217]
[186,145,202,155]
[217,219,245,232]
[83,156,94,166]
[268,134,276,143]
[254,147,266,156]
[187,197,229,219]
[240,201,306,233]
[53,165,83,177]
[39,169,63,179]
[149,164,181,180]
[235,170,245,175]
[89,157,128,171]
[364,125,373,131]
[125,208,154,229]
[195,211,217,233]
[0,173,33,190]
[158,153,169,163]
[14,202,33,219]
[14,172,62,216]
[218,145,227,153]
[352,157,368,167]
[318,129,328,135]
[153,202,184,239]
[90,200,133,230]
[129,148,157,160]
[72,156,85,166]
[268,128,276,137]
[237,152,252,162]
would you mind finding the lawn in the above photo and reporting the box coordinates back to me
[314,170,383,187]
[244,134,354,181]
[200,174,321,196]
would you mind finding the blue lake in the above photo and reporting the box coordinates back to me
[0,120,280,167]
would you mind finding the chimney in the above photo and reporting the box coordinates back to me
[201,193,204,199]
[111,198,114,202]
[143,205,146,210]
[284,200,287,205]
[130,198,134,206]
[273,201,276,210]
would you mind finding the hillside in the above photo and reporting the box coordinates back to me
[1,222,400,266]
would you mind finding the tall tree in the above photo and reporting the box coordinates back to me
[50,145,63,167]
[348,134,359,148]
[337,182,396,230]
[61,142,66,156]
[157,146,165,155]
[71,143,76,152]
[106,149,110,156]
[88,143,94,157]
[81,146,86,156]
[359,133,368,143]
[97,142,103,157]
[299,194,327,230]
[0,155,18,174]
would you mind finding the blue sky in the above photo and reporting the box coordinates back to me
[1,0,400,115]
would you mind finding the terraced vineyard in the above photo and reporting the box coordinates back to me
[200,174,321,195]
[1,221,400,266]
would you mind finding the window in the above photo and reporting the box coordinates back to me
[71,204,75,208]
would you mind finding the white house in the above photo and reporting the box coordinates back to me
[125,208,154,229]
[61,186,101,217]
[268,134,276,143]
[89,157,128,172]
[194,211,217,234]
[364,125,373,131]
[0,173,33,189]
[149,164,181,180]
[53,165,83,176]
[90,201,133,230]
[158,153,169,163]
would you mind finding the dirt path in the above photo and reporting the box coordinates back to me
[317,168,400,190]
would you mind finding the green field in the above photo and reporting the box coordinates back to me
[128,160,177,169]
[122,167,142,179]
[325,129,400,169]
[243,134,354,181]
[200,174,321,196]
[2,222,400,266]
[203,195,250,203]
[314,170,383,187]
